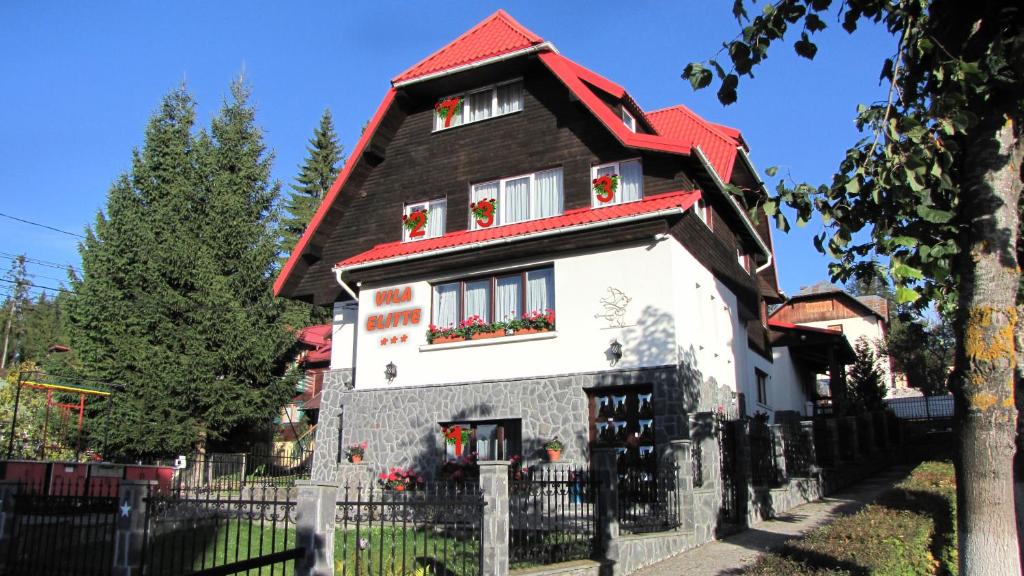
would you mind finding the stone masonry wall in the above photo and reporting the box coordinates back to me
[318,365,689,481]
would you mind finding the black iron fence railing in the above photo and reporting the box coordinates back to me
[334,482,484,576]
[782,424,815,478]
[617,464,680,534]
[509,466,598,567]
[718,418,743,524]
[142,484,299,576]
[748,421,780,486]
[5,479,118,575]
[176,448,313,490]
[838,418,857,461]
[884,395,954,420]
[856,415,872,457]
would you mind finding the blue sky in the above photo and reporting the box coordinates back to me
[0,1,894,299]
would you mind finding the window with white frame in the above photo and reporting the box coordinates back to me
[591,159,643,207]
[695,197,711,229]
[402,198,447,242]
[620,107,636,132]
[431,266,555,329]
[433,80,523,132]
[470,168,563,229]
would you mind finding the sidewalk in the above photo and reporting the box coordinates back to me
[633,466,912,576]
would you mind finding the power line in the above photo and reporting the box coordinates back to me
[0,252,81,274]
[0,277,73,295]
[0,212,85,239]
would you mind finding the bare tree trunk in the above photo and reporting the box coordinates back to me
[955,114,1022,576]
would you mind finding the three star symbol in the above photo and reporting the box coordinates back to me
[379,334,410,346]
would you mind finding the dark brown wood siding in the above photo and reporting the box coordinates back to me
[291,60,695,302]
[771,296,870,324]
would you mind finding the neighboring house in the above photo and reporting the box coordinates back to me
[275,324,332,455]
[274,10,849,481]
[769,282,895,391]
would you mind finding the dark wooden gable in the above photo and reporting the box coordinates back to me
[290,57,696,303]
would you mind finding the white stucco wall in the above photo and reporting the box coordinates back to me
[341,240,681,389]
[330,301,358,369]
[799,315,892,387]
[770,347,813,417]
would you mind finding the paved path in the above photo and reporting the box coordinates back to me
[634,467,912,576]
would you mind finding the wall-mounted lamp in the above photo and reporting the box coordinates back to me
[385,361,397,383]
[609,339,623,366]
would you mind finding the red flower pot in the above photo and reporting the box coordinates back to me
[546,449,562,462]
[350,455,362,464]
[394,484,406,492]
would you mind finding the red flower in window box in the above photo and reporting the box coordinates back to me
[592,174,619,204]
[470,198,497,228]
[434,96,463,128]
[402,209,428,237]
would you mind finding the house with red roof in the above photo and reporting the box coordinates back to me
[275,10,846,484]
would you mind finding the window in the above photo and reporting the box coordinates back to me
[433,80,523,131]
[620,107,636,132]
[588,386,655,472]
[756,369,768,406]
[695,197,711,228]
[441,419,521,462]
[403,198,447,242]
[431,266,554,329]
[592,159,643,207]
[470,168,563,229]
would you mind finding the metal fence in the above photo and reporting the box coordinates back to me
[884,395,954,420]
[142,484,300,575]
[718,419,744,524]
[691,441,704,488]
[748,420,780,486]
[334,482,485,576]
[5,479,118,575]
[176,448,313,490]
[617,464,680,534]
[782,424,815,478]
[509,466,598,567]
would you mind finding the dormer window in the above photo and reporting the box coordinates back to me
[695,197,711,229]
[591,159,643,207]
[620,107,636,132]
[433,80,523,131]
[470,168,563,229]
[403,198,447,242]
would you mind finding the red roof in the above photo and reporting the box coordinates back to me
[392,10,545,85]
[647,105,742,182]
[338,190,701,269]
[297,324,332,364]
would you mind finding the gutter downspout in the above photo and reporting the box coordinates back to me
[333,268,359,301]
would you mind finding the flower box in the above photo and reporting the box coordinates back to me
[514,328,543,336]
[431,335,463,345]
[470,330,503,341]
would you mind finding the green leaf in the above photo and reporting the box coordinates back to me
[915,205,954,223]
[896,286,921,304]
[774,211,790,233]
[794,33,818,59]
[892,264,924,280]
[683,63,714,90]
[717,74,739,105]
[892,236,918,248]
[765,166,778,177]
[804,13,826,32]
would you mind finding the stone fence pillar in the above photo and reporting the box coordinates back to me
[0,481,19,573]
[769,424,788,482]
[669,439,695,533]
[478,460,510,576]
[295,480,338,576]
[592,447,620,561]
[800,420,819,473]
[845,417,860,461]
[112,480,156,576]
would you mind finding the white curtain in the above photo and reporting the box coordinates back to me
[433,283,459,329]
[526,268,554,314]
[619,159,643,202]
[464,279,491,322]
[495,276,522,321]
[502,177,530,224]
[467,90,492,123]
[471,181,499,229]
[496,82,522,115]
[426,199,446,238]
[532,168,563,219]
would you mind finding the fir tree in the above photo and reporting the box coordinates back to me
[846,336,886,413]
[67,82,292,458]
[280,109,342,257]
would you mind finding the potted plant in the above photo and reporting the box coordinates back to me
[378,467,423,491]
[516,309,556,335]
[345,442,367,464]
[544,437,563,462]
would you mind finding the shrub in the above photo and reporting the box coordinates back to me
[742,460,956,576]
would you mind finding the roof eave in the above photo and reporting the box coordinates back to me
[392,42,558,88]
[692,146,771,262]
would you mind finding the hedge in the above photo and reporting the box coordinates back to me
[742,461,957,576]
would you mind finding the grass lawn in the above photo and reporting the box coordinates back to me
[333,526,481,576]
[742,461,957,576]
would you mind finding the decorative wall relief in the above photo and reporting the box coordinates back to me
[594,286,632,328]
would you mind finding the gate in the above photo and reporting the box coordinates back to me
[718,419,745,524]
[509,467,598,567]
[5,484,118,575]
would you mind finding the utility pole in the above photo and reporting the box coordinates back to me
[6,369,25,458]
[0,297,13,370]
